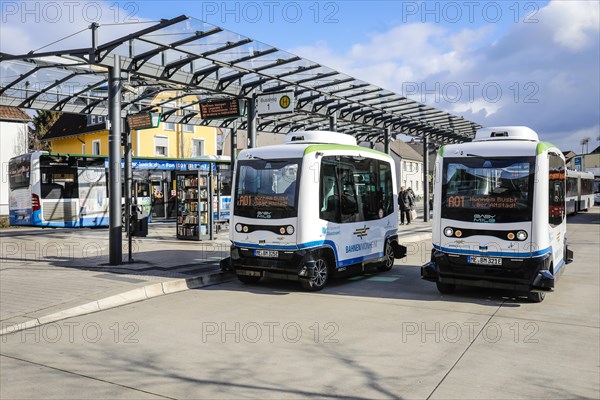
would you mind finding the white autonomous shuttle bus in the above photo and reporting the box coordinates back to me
[229,131,406,291]
[422,126,572,302]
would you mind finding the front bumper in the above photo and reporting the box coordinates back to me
[421,250,554,292]
[230,245,315,281]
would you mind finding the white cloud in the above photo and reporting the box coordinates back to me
[287,0,600,151]
[541,0,600,51]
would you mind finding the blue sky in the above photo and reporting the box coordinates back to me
[1,0,599,152]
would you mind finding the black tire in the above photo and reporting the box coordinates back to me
[436,281,456,294]
[377,240,395,272]
[301,258,329,291]
[527,291,545,303]
[237,274,261,284]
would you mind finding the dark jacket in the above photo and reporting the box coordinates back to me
[398,191,413,211]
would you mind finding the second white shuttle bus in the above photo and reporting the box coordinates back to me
[422,126,572,302]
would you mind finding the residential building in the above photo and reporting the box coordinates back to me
[43,93,217,158]
[0,106,31,215]
[389,140,425,198]
[44,112,217,158]
[571,145,600,179]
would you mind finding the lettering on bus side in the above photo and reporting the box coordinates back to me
[345,241,375,253]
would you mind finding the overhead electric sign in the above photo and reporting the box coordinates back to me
[127,112,161,130]
[257,91,295,116]
[200,99,244,120]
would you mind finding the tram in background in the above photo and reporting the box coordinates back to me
[422,126,572,302]
[8,151,231,227]
[566,169,594,214]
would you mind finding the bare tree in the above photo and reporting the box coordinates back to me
[29,110,62,151]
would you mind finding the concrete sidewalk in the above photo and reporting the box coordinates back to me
[0,218,432,335]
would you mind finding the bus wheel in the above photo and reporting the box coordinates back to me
[301,258,329,291]
[527,291,545,303]
[436,281,456,294]
[237,275,261,284]
[377,241,395,272]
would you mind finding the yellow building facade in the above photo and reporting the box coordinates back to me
[48,94,218,158]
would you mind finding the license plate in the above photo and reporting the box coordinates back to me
[468,256,502,266]
[239,270,262,277]
[255,249,279,258]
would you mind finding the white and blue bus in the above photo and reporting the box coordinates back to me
[8,151,231,228]
[229,131,406,291]
[566,169,594,214]
[422,126,572,302]
[9,152,110,227]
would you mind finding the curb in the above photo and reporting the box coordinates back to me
[0,270,235,336]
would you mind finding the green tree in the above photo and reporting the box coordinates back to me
[30,110,62,151]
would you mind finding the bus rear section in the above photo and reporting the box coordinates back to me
[9,153,109,227]
[230,131,406,291]
[8,153,34,225]
[422,126,569,302]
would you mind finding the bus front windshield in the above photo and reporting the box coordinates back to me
[442,157,535,223]
[234,158,301,219]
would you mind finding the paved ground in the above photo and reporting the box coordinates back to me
[0,209,598,399]
[0,215,431,334]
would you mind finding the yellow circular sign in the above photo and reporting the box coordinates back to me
[279,95,291,109]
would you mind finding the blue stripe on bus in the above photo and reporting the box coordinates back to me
[10,211,109,228]
[233,230,397,268]
[432,244,551,258]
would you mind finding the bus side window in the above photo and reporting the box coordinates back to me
[320,161,340,223]
[378,161,393,218]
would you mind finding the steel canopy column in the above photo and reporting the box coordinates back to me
[247,95,256,148]
[124,117,133,263]
[384,127,390,155]
[230,127,237,169]
[423,133,430,222]
[329,114,337,132]
[108,55,122,265]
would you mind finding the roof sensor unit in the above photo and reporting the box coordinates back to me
[473,126,539,142]
[285,131,357,146]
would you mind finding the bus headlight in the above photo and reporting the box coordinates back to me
[507,232,515,240]
[235,223,243,232]
[444,227,454,237]
[517,231,528,241]
[279,227,286,234]
[286,225,295,235]
[455,230,462,238]
[242,225,249,233]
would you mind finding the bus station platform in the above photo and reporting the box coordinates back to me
[0,215,432,336]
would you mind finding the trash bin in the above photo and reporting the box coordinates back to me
[130,206,149,237]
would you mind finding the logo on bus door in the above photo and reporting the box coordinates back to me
[354,225,370,239]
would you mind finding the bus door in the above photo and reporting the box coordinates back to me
[40,156,79,225]
[77,164,108,225]
[150,175,166,219]
[548,153,566,268]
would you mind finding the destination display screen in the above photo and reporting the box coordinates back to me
[234,159,301,219]
[200,99,242,120]
[441,157,536,223]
